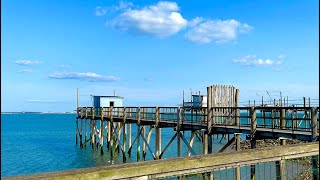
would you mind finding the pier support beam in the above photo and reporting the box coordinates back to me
[137,107,141,161]
[311,107,319,180]
[76,119,78,145]
[177,107,181,157]
[205,86,213,180]
[142,126,146,160]
[250,107,257,180]
[235,133,241,180]
[156,128,161,159]
[155,107,162,159]
[110,107,114,161]
[122,107,127,162]
[137,125,141,161]
[128,124,132,150]
[100,109,104,154]
[276,138,286,180]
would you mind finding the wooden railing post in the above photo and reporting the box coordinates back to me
[92,107,95,119]
[235,89,240,126]
[137,107,141,125]
[280,108,286,129]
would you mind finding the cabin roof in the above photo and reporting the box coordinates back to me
[192,95,207,97]
[93,95,124,99]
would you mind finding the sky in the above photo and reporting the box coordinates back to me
[1,0,319,112]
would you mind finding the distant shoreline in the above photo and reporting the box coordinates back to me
[1,112,76,114]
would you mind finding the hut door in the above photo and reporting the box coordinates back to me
[110,101,114,107]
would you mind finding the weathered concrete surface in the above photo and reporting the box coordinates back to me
[3,142,318,180]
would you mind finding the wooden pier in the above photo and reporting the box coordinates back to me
[73,85,319,179]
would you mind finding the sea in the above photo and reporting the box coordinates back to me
[1,113,307,179]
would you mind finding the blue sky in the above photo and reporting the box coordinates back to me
[2,0,319,112]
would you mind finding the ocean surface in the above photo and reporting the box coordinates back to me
[1,114,229,178]
[1,113,306,178]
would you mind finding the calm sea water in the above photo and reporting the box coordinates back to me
[1,114,306,178]
[1,114,232,178]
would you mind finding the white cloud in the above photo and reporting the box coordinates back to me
[185,19,253,43]
[233,55,283,67]
[110,1,188,37]
[15,60,42,65]
[18,69,33,73]
[48,72,120,82]
[188,17,203,27]
[95,1,133,16]
[277,54,286,59]
[117,1,133,10]
[95,6,108,16]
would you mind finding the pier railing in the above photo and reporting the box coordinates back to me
[8,142,318,180]
[210,106,319,133]
[77,106,318,133]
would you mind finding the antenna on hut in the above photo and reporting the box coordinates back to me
[182,90,185,107]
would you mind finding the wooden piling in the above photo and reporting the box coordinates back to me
[311,107,319,180]
[155,107,162,159]
[188,131,195,156]
[117,122,121,153]
[235,133,241,180]
[137,125,141,161]
[276,138,286,180]
[110,107,114,161]
[100,108,104,154]
[142,126,146,160]
[76,119,79,145]
[250,107,256,180]
[122,108,127,162]
[206,86,212,154]
[129,124,132,150]
[177,107,181,157]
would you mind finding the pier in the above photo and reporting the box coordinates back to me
[73,85,319,179]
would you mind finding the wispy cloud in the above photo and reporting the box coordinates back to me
[15,60,42,66]
[110,1,188,37]
[185,19,253,44]
[17,69,33,73]
[26,99,64,103]
[144,77,153,82]
[95,1,133,16]
[232,55,284,68]
[58,64,71,68]
[48,72,120,82]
